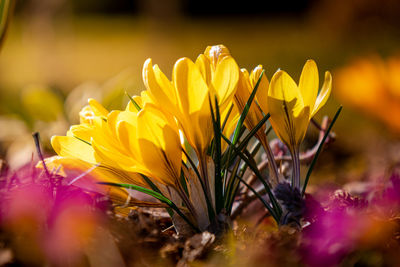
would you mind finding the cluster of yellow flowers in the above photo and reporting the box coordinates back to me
[45,45,332,233]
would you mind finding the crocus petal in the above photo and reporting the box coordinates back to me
[204,44,231,68]
[234,69,265,131]
[135,105,182,185]
[269,70,304,116]
[268,70,305,146]
[88,98,109,117]
[212,56,239,107]
[116,120,137,155]
[142,58,177,112]
[91,138,136,171]
[40,156,147,199]
[51,136,96,164]
[125,95,143,112]
[173,57,209,115]
[292,106,311,145]
[69,124,94,144]
[312,71,332,117]
[251,65,270,114]
[195,54,212,86]
[299,59,319,112]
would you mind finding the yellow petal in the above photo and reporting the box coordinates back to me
[135,105,182,185]
[125,95,143,112]
[117,119,138,157]
[195,54,212,86]
[212,56,239,107]
[269,70,304,116]
[292,107,311,145]
[88,98,109,117]
[142,58,177,112]
[51,136,96,164]
[204,45,231,68]
[91,138,136,171]
[234,70,264,131]
[140,90,154,105]
[268,70,306,146]
[251,65,270,114]
[312,71,332,117]
[40,156,146,199]
[69,124,94,144]
[222,104,240,140]
[299,60,319,111]
[173,57,209,115]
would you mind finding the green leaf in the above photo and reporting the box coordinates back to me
[224,158,241,211]
[221,134,282,220]
[221,104,234,132]
[234,174,279,222]
[221,71,265,181]
[231,70,265,146]
[99,182,200,232]
[237,113,270,152]
[209,95,223,214]
[302,106,343,195]
[73,135,92,146]
[182,148,216,220]
[226,140,262,213]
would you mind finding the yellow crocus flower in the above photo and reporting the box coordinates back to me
[234,68,266,135]
[51,99,146,187]
[116,104,183,187]
[142,45,239,158]
[267,60,332,189]
[234,66,279,183]
[141,45,240,213]
[267,60,332,149]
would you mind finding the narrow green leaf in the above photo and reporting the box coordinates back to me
[141,174,161,193]
[231,70,265,146]
[99,182,200,232]
[140,174,175,218]
[125,91,142,111]
[226,140,262,213]
[180,170,189,195]
[73,135,92,146]
[221,71,265,181]
[221,134,282,219]
[234,174,279,222]
[224,158,241,210]
[301,106,342,196]
[182,149,216,220]
[237,113,270,152]
[221,104,234,132]
[209,95,223,214]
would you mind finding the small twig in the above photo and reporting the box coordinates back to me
[231,186,266,219]
[311,118,336,139]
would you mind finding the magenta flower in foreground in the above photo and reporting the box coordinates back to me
[0,163,106,265]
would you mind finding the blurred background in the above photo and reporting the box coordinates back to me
[1,0,400,186]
